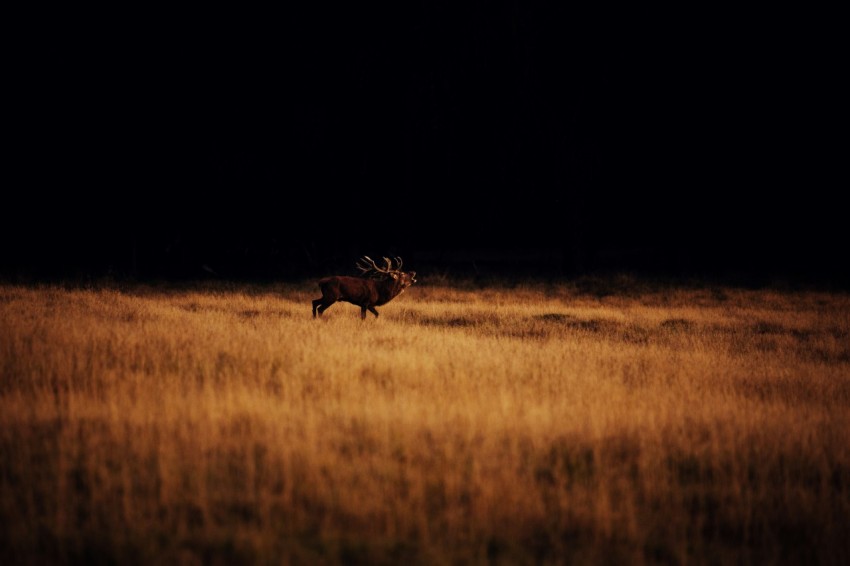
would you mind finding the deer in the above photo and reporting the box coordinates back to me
[312,256,417,319]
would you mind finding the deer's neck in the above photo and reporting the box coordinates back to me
[375,279,403,304]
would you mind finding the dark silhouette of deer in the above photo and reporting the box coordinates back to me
[312,256,416,319]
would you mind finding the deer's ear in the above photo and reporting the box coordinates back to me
[390,273,399,280]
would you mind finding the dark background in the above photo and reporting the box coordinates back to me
[4,5,845,285]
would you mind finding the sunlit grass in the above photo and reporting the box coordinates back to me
[1,280,849,564]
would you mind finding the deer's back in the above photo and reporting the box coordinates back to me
[319,276,378,304]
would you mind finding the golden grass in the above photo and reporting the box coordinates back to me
[1,280,849,564]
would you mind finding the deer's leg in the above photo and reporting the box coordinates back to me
[360,306,368,320]
[315,299,335,318]
[312,299,322,318]
[367,306,379,318]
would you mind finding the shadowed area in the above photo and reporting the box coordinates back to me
[3,6,845,287]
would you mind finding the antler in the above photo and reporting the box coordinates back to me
[357,256,391,278]
[356,256,381,275]
[382,257,407,273]
[356,256,404,278]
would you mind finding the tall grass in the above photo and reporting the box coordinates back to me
[1,280,849,564]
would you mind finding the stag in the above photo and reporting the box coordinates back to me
[312,256,416,319]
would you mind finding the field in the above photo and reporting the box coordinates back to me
[1,278,849,564]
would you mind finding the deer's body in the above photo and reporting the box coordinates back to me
[312,257,416,319]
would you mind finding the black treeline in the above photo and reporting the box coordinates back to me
[3,5,845,285]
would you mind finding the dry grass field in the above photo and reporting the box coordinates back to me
[1,278,849,564]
